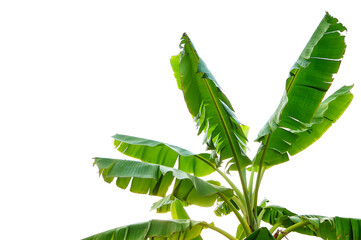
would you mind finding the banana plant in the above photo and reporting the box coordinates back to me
[84,12,358,240]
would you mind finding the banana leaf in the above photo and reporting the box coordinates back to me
[243,227,275,240]
[170,198,191,220]
[152,180,222,214]
[151,195,184,214]
[260,205,361,240]
[113,134,216,177]
[214,196,240,217]
[169,199,203,240]
[288,85,353,155]
[254,12,348,169]
[94,158,233,207]
[171,33,251,169]
[83,219,207,240]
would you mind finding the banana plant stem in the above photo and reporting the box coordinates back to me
[197,154,254,231]
[248,167,255,198]
[197,155,248,216]
[252,166,265,217]
[252,135,270,217]
[214,168,247,206]
[235,161,255,230]
[256,208,266,228]
[276,220,310,240]
[270,222,284,234]
[218,193,252,236]
[200,223,237,240]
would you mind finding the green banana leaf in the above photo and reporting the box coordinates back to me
[83,219,207,240]
[288,85,353,155]
[94,158,233,207]
[261,205,361,240]
[151,195,186,213]
[113,134,216,177]
[171,198,191,220]
[236,224,246,240]
[171,33,251,169]
[243,227,275,240]
[170,200,203,240]
[152,180,222,213]
[214,196,240,217]
[254,12,348,169]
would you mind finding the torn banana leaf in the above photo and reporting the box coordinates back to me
[261,205,361,240]
[254,12,349,169]
[83,219,207,240]
[113,134,216,177]
[288,85,353,155]
[171,33,251,170]
[94,158,233,207]
[152,179,222,213]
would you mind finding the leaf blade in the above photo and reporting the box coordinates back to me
[94,158,233,207]
[83,219,206,240]
[260,205,361,240]
[173,33,251,169]
[288,85,353,155]
[243,227,275,240]
[254,12,348,169]
[113,134,216,177]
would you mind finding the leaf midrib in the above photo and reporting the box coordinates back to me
[203,78,240,161]
[183,35,241,165]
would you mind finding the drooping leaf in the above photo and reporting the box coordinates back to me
[254,12,348,169]
[288,85,353,155]
[236,224,246,240]
[243,227,275,240]
[94,158,233,207]
[152,181,223,214]
[169,199,203,240]
[260,205,361,240]
[113,134,216,177]
[83,219,207,240]
[151,195,187,214]
[171,33,251,169]
[214,196,240,217]
[171,198,191,220]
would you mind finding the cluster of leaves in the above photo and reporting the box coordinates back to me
[84,13,357,240]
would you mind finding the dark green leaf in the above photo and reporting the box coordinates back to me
[243,227,275,240]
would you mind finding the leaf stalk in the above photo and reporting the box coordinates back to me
[200,222,237,240]
[275,220,310,240]
[197,155,249,216]
[218,193,252,236]
[252,135,270,218]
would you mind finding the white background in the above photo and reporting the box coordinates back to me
[1,1,360,239]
